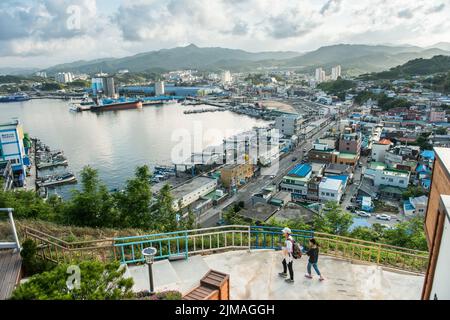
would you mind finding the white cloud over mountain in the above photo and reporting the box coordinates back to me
[0,0,449,67]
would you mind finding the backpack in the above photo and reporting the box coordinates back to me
[290,239,303,259]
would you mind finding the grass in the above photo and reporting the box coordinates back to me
[373,200,399,214]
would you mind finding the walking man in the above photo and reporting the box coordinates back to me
[305,238,325,281]
[278,227,294,283]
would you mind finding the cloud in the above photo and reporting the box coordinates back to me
[320,0,342,15]
[426,3,445,13]
[398,8,414,19]
[1,0,450,67]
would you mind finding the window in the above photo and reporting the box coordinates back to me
[331,193,335,197]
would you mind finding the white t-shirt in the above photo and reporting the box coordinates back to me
[283,236,294,262]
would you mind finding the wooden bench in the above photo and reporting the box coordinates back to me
[183,270,230,300]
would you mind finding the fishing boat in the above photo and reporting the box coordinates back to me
[37,159,69,170]
[36,172,77,188]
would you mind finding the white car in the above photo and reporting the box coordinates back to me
[376,214,392,221]
[380,224,392,230]
[356,211,371,218]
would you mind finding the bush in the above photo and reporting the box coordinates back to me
[11,260,134,300]
[135,290,182,300]
[20,239,55,276]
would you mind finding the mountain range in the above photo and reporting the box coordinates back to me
[42,43,450,76]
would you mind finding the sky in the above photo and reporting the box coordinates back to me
[0,0,450,68]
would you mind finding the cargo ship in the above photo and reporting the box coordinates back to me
[90,97,143,112]
[0,92,31,103]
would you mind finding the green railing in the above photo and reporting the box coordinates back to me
[23,225,429,274]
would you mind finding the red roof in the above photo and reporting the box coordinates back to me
[377,139,392,145]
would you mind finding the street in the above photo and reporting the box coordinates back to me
[199,116,338,227]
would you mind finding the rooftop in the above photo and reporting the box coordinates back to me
[170,176,217,199]
[434,148,450,172]
[288,164,312,178]
[125,250,424,300]
[320,177,343,190]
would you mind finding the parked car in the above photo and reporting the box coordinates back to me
[292,157,298,162]
[380,224,392,230]
[270,175,276,179]
[356,211,371,218]
[346,206,356,213]
[376,214,391,221]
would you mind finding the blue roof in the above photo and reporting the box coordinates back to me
[416,164,431,173]
[421,178,431,189]
[327,175,348,184]
[288,164,312,177]
[421,150,435,160]
[403,200,415,211]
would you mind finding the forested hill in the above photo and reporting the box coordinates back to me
[361,55,450,80]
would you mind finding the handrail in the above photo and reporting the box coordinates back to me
[314,231,427,255]
[21,224,429,273]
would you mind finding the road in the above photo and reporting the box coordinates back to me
[199,117,338,227]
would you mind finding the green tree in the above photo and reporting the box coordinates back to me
[402,186,427,200]
[20,239,54,276]
[11,261,134,300]
[151,184,178,232]
[64,166,118,228]
[349,226,381,242]
[383,217,427,251]
[313,201,353,236]
[0,189,56,221]
[115,165,153,229]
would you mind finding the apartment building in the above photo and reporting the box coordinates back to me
[422,148,450,300]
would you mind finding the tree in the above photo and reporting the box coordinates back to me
[151,184,178,232]
[20,239,55,276]
[402,186,427,200]
[11,261,134,300]
[313,201,353,236]
[64,166,118,228]
[115,166,153,229]
[349,226,381,242]
[0,189,56,221]
[383,217,427,251]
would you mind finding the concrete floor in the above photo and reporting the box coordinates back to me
[125,250,424,300]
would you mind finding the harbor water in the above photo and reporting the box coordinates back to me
[0,99,269,198]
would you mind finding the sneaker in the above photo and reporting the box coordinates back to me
[305,274,313,279]
[278,272,288,278]
[319,277,325,281]
[285,278,295,283]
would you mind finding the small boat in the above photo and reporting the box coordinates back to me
[37,172,77,188]
[38,187,48,201]
[37,159,68,170]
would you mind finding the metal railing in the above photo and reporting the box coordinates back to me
[22,227,115,263]
[22,225,429,273]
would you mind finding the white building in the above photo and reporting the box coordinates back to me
[319,177,344,203]
[275,114,303,137]
[371,139,392,162]
[55,72,74,84]
[364,164,410,188]
[331,65,342,80]
[171,177,218,211]
[155,81,165,96]
[315,68,326,83]
[221,70,232,84]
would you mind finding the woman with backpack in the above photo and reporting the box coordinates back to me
[305,238,325,281]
